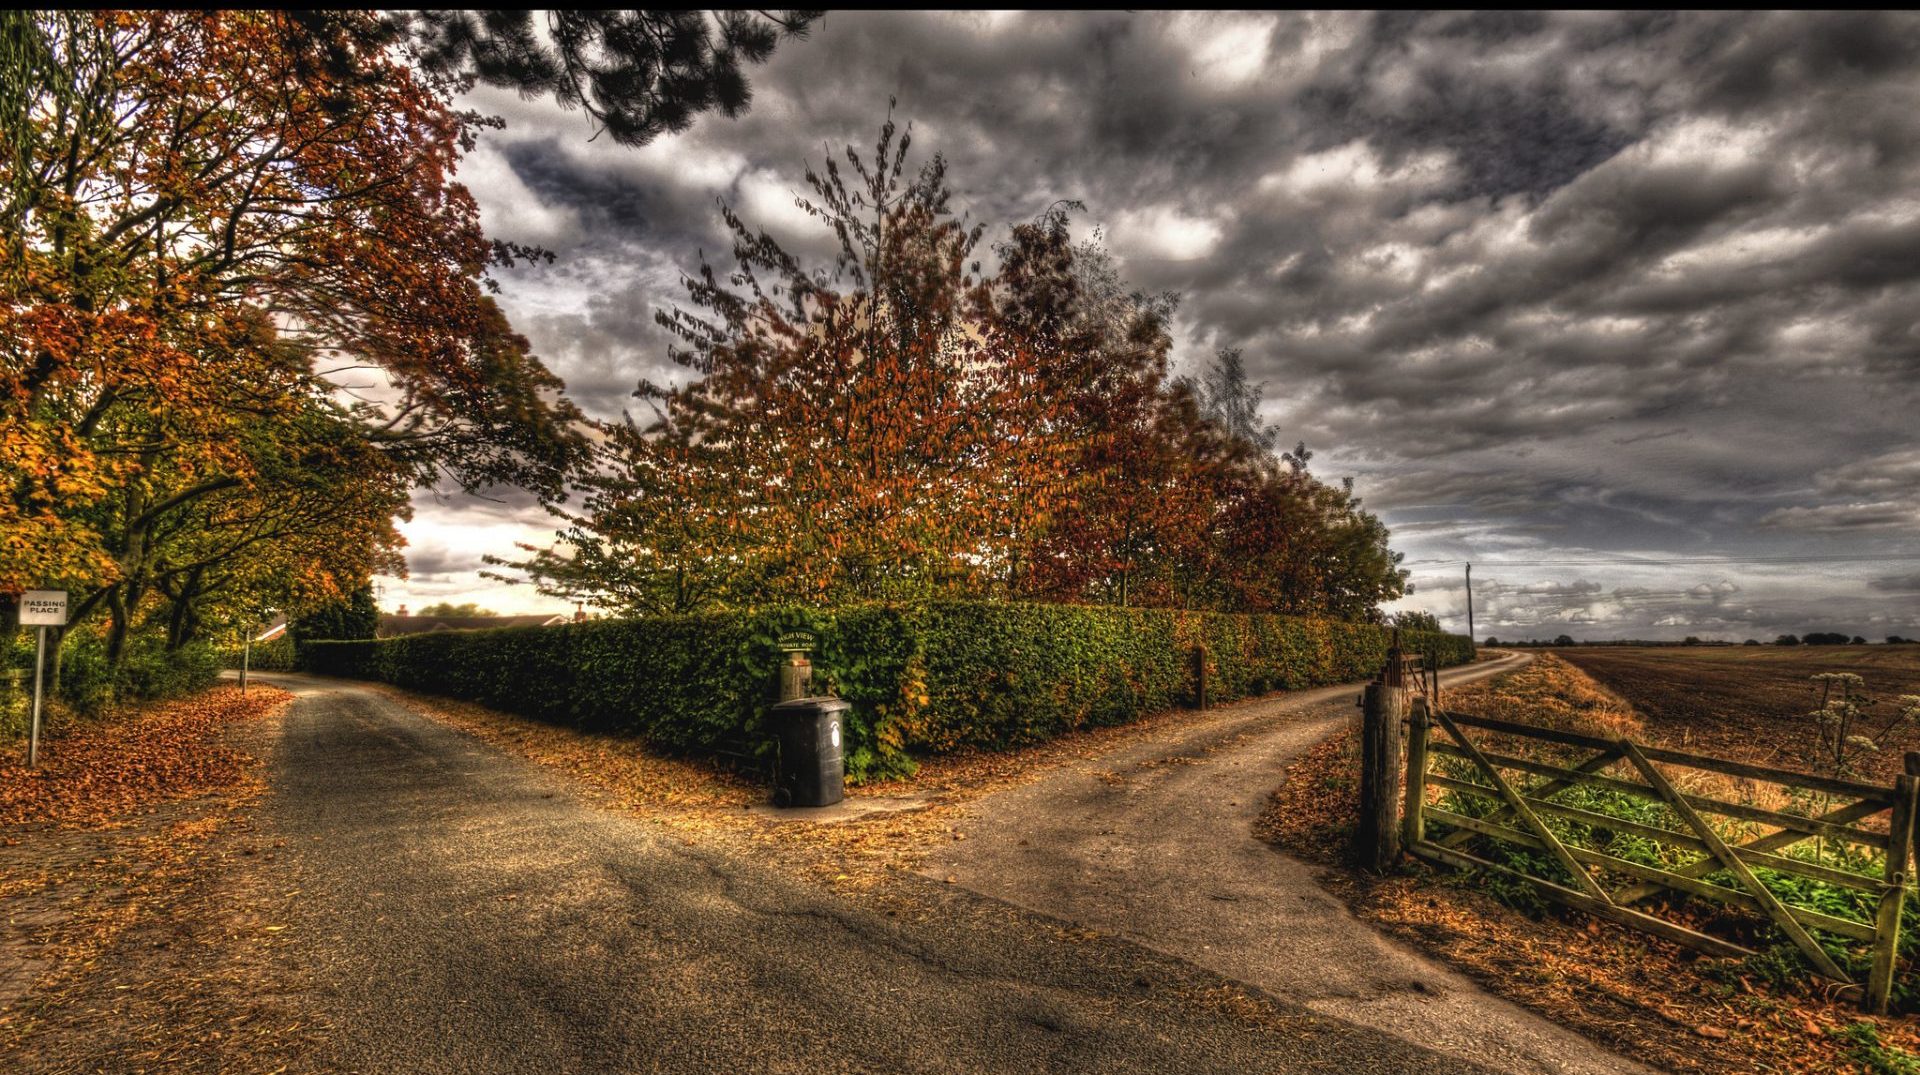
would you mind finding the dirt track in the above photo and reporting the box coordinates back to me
[923,651,1656,1075]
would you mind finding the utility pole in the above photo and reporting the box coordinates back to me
[1465,563,1474,643]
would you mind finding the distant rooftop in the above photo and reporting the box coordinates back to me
[377,612,570,638]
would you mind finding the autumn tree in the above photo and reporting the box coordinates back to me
[992,227,1407,614]
[1393,610,1442,633]
[2,10,596,687]
[1197,347,1280,464]
[488,410,758,616]
[507,118,1055,610]
[139,397,411,652]
[290,585,380,644]
[500,118,1411,622]
[5,9,834,699]
[988,211,1197,606]
[1306,480,1410,620]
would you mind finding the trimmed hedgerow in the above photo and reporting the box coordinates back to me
[301,607,825,764]
[301,601,1471,782]
[219,635,297,673]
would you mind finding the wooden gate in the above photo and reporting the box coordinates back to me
[1398,699,1919,1013]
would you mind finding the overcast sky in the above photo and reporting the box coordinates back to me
[379,10,1920,641]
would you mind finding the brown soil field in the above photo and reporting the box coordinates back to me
[1556,646,1920,782]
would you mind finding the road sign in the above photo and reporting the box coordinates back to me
[20,590,67,626]
[21,590,66,768]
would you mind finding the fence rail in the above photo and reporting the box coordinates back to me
[1360,652,1918,1014]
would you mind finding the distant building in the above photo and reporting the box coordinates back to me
[377,604,570,638]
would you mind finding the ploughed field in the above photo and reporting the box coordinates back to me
[1555,645,1920,783]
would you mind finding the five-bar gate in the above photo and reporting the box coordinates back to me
[1397,697,1917,1013]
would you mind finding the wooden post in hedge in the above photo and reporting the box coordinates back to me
[1191,645,1209,711]
[1358,640,1408,871]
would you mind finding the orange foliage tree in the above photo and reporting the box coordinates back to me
[500,120,1412,621]
[2,11,587,670]
[504,121,1066,607]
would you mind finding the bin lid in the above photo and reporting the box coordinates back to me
[769,695,851,714]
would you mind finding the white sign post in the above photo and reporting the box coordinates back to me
[20,590,67,768]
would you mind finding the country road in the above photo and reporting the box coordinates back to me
[924,651,1655,1075]
[260,674,1502,1074]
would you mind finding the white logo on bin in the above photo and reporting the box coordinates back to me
[830,720,841,749]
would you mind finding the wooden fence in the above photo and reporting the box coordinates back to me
[1362,654,1917,1014]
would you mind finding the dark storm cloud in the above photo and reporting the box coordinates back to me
[1323,10,1641,201]
[515,278,684,421]
[1438,575,1755,634]
[399,10,1920,635]
[400,544,474,582]
[1494,580,1605,600]
[1760,449,1920,533]
[1873,574,1920,595]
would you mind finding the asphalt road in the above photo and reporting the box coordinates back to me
[923,653,1654,1075]
[262,675,1497,1074]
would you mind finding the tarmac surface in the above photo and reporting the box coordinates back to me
[262,674,1505,1074]
[923,652,1655,1075]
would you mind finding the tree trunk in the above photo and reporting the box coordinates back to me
[166,591,190,650]
[49,627,63,701]
[163,567,204,650]
[105,585,130,678]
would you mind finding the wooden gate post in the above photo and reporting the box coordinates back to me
[1868,759,1920,1013]
[1359,677,1407,871]
[1402,695,1431,850]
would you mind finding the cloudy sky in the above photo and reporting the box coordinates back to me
[380,10,1920,642]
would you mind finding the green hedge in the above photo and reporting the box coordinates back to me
[56,634,222,713]
[219,635,297,673]
[0,630,222,725]
[1,632,33,739]
[301,601,1472,782]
